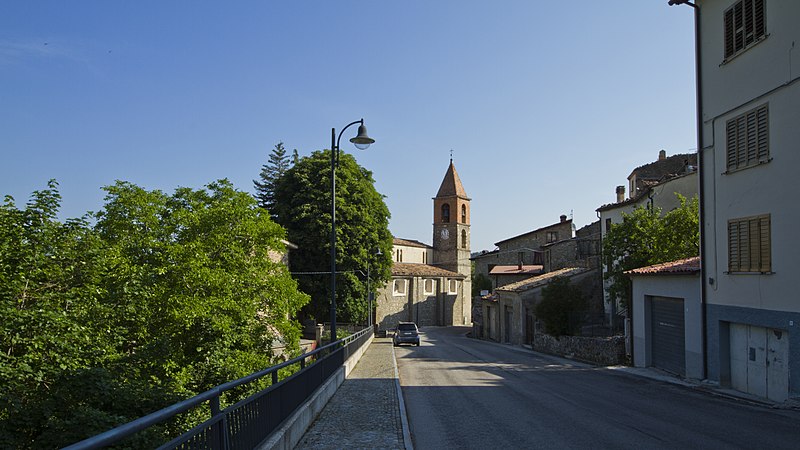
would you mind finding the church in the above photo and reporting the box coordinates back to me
[375,159,473,330]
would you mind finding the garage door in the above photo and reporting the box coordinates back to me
[730,324,789,402]
[650,296,686,376]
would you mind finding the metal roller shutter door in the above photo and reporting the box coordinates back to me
[651,297,686,376]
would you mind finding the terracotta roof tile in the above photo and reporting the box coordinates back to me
[393,237,431,248]
[392,262,465,278]
[488,265,543,276]
[496,267,589,293]
[625,256,701,276]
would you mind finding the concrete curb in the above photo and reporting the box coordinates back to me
[392,342,414,450]
[257,334,375,450]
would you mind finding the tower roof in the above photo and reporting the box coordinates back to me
[436,160,469,199]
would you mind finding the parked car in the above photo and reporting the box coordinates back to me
[393,322,420,347]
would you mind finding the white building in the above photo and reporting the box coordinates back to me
[678,0,800,401]
[596,151,698,326]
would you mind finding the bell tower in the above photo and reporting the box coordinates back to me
[432,158,471,280]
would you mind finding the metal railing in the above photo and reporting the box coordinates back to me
[64,326,373,450]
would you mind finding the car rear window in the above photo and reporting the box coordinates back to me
[398,324,417,331]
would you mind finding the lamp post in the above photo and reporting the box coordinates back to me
[366,248,382,328]
[330,119,374,343]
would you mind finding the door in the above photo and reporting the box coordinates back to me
[767,329,789,402]
[729,324,789,402]
[525,312,534,346]
[650,296,685,376]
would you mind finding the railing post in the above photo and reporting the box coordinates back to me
[209,390,230,450]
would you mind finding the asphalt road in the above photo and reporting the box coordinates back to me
[395,326,800,450]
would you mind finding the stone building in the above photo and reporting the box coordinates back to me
[471,216,574,291]
[375,160,472,330]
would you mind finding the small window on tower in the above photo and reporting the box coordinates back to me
[441,204,450,223]
[461,229,467,249]
[461,204,467,223]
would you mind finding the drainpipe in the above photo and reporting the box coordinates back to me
[669,0,706,380]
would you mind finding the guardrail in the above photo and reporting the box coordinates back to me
[63,326,374,450]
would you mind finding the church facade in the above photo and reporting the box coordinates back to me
[375,160,472,330]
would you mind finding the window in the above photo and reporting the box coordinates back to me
[424,279,434,295]
[726,104,769,172]
[393,279,407,296]
[441,203,450,223]
[546,231,558,243]
[448,279,458,294]
[724,0,766,60]
[605,218,612,234]
[461,204,467,223]
[461,229,467,249]
[728,214,771,273]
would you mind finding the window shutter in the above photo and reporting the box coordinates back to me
[728,215,771,273]
[724,0,766,60]
[726,104,768,171]
[745,110,758,164]
[726,120,738,170]
[756,105,769,161]
[728,221,740,272]
[734,2,744,54]
[724,8,735,58]
[760,215,771,272]
[754,0,765,38]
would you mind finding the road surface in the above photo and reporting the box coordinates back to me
[395,326,800,449]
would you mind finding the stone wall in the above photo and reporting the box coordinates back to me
[533,333,626,366]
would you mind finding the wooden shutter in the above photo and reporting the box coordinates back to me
[728,215,771,273]
[726,104,768,171]
[728,220,741,272]
[724,8,735,58]
[724,0,766,60]
[756,105,769,160]
[759,215,771,272]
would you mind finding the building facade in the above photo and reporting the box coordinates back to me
[692,0,800,402]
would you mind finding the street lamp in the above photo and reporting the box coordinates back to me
[330,119,374,342]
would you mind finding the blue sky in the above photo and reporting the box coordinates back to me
[1,1,696,252]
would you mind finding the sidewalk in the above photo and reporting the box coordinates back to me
[295,337,412,450]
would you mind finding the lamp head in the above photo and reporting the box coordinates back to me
[350,122,375,150]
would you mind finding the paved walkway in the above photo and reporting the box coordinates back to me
[295,337,411,450]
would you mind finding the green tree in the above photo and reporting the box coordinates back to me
[95,179,309,393]
[535,276,586,336]
[603,194,699,309]
[273,150,393,324]
[253,142,292,217]
[471,267,492,297]
[1,180,310,448]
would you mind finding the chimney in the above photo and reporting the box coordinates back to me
[560,214,567,223]
[616,185,625,203]
[659,149,667,161]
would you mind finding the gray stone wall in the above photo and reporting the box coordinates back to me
[533,334,626,366]
[544,240,578,272]
[496,221,573,258]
